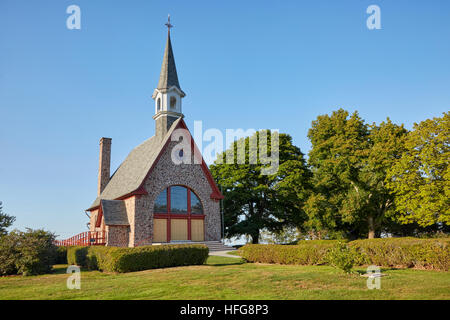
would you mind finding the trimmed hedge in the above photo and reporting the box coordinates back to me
[239,238,449,271]
[66,244,209,273]
[349,237,450,271]
[67,246,89,266]
[240,241,338,265]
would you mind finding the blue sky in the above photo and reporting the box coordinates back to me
[1,0,449,239]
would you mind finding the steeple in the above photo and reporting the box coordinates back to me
[152,15,185,138]
[157,30,184,94]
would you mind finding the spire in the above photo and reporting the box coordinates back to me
[157,15,184,95]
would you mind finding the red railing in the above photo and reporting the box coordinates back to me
[54,231,106,247]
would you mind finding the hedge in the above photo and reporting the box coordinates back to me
[239,238,449,271]
[349,237,450,271]
[67,246,89,266]
[240,241,339,265]
[67,244,209,273]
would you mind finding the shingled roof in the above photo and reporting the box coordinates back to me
[88,118,183,210]
[100,200,129,226]
[157,31,185,96]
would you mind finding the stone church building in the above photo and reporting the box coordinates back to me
[85,24,224,247]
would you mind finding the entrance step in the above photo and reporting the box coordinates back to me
[202,241,236,252]
[152,240,235,252]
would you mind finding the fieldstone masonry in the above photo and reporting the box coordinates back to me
[132,140,221,246]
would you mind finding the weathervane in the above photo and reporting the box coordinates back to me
[165,14,173,31]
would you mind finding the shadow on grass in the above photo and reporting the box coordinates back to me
[206,261,246,267]
[205,256,246,267]
[52,265,68,275]
[52,264,92,275]
[354,266,401,276]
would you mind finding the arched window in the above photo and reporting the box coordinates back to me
[154,188,167,212]
[170,96,176,109]
[153,186,203,214]
[191,192,202,214]
[157,98,161,111]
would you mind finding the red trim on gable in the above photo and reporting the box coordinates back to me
[88,119,224,212]
[135,118,224,200]
[95,206,103,228]
[88,187,149,212]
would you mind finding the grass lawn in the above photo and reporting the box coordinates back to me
[0,256,449,300]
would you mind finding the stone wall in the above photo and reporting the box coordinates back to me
[133,139,222,246]
[106,225,130,247]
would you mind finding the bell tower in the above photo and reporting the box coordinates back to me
[152,15,186,138]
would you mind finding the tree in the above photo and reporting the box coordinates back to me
[387,112,450,227]
[306,109,408,239]
[0,228,57,276]
[346,119,408,238]
[0,201,15,236]
[210,130,311,244]
[306,109,370,239]
[260,226,303,244]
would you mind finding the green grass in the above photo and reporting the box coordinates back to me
[0,256,449,300]
[225,250,240,256]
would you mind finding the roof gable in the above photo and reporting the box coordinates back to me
[87,118,223,211]
[100,200,129,226]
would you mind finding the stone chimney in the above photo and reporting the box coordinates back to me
[97,137,112,196]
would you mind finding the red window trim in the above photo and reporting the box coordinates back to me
[153,185,204,216]
[153,186,205,242]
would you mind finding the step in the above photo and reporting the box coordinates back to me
[152,240,236,252]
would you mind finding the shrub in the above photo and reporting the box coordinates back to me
[240,237,449,271]
[54,246,68,264]
[102,244,209,273]
[349,237,450,271]
[326,242,361,273]
[0,229,57,276]
[67,246,89,267]
[66,244,209,273]
[0,234,19,275]
[240,241,337,265]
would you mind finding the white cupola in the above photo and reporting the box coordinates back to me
[152,15,186,137]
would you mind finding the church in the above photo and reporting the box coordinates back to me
[85,20,224,247]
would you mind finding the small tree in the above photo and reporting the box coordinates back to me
[0,201,15,236]
[0,229,57,276]
[326,242,359,274]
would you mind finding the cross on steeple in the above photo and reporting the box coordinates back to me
[165,14,173,32]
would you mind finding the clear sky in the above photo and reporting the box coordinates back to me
[1,0,449,239]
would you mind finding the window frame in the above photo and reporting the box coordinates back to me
[153,185,204,218]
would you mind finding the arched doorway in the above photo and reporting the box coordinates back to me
[153,185,205,242]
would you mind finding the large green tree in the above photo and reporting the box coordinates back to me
[306,109,408,239]
[306,109,369,238]
[387,112,450,227]
[0,202,15,236]
[210,130,311,244]
[348,119,408,238]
